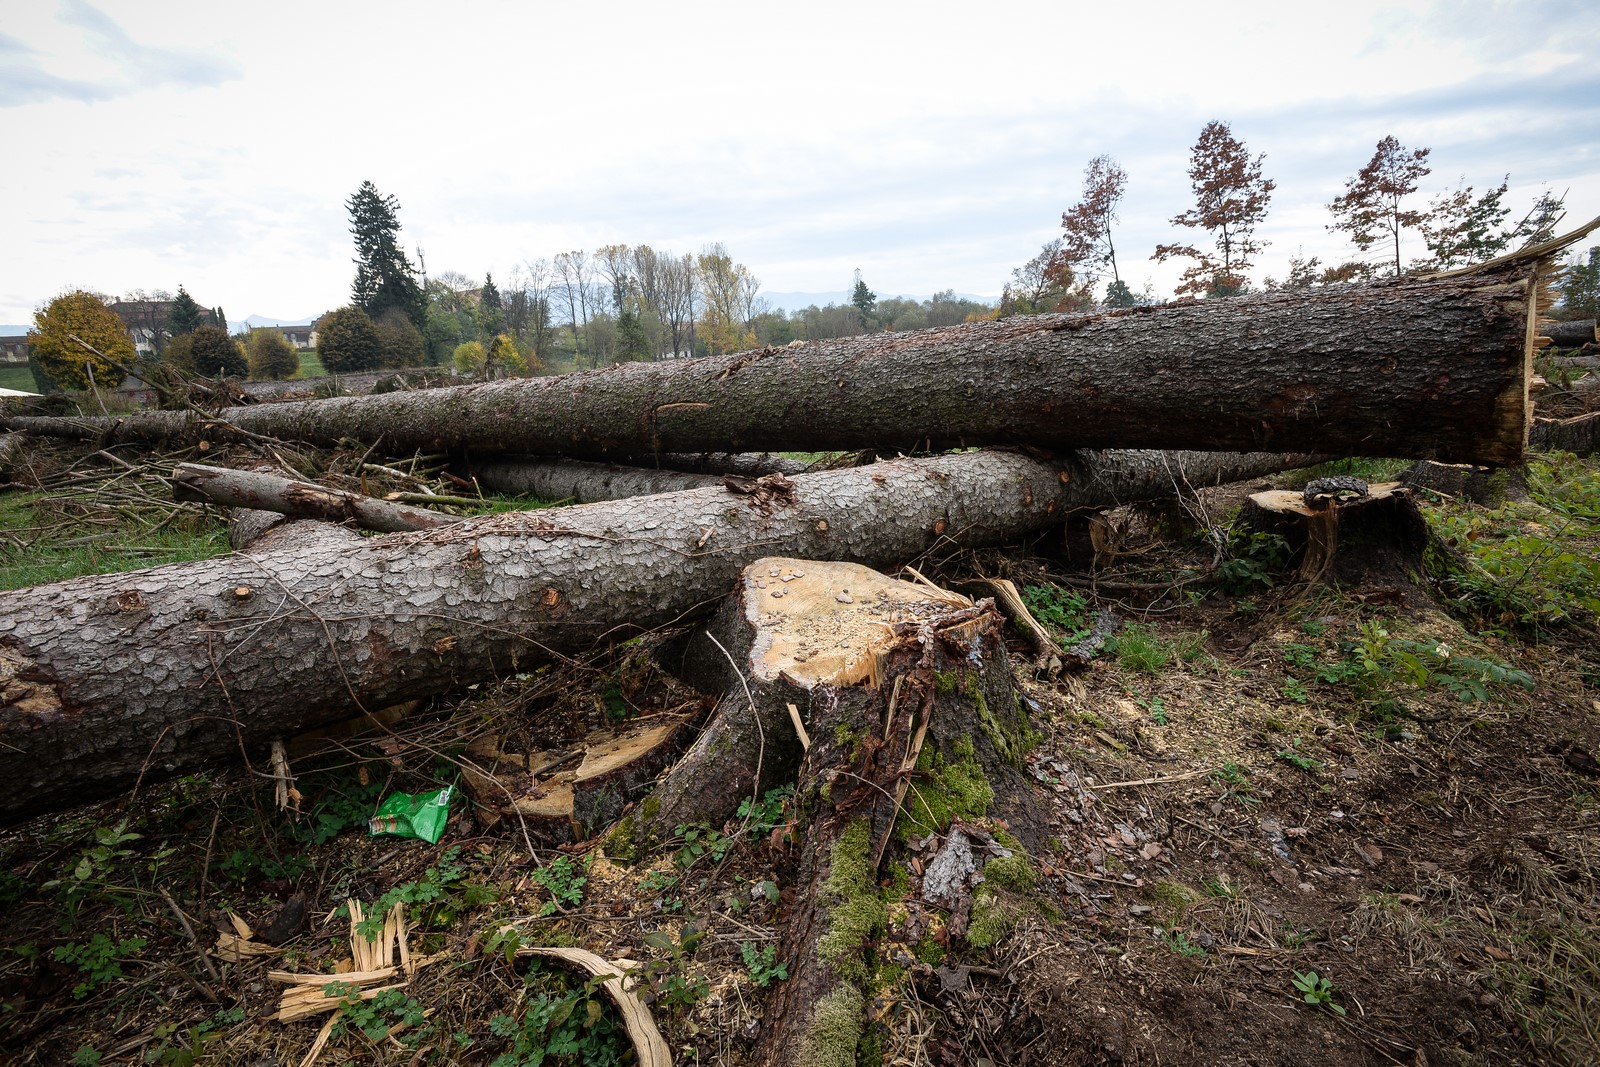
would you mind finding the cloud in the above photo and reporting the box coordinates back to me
[0,2,238,108]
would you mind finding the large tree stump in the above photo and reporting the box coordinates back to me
[1237,481,1432,587]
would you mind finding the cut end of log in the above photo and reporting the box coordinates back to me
[739,557,973,689]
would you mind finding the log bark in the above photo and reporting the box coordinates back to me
[1541,319,1599,348]
[0,447,1313,823]
[1530,411,1600,454]
[465,457,722,503]
[622,452,814,477]
[0,268,1563,466]
[172,463,459,532]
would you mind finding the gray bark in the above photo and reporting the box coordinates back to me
[0,447,1312,823]
[466,458,722,503]
[172,463,459,533]
[1542,319,1599,348]
[622,452,814,477]
[1,272,1546,466]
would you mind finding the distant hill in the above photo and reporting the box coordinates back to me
[761,291,991,314]
[238,314,317,331]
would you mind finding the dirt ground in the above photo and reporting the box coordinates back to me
[2,446,1598,1067]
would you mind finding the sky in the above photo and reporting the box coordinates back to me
[1,0,1597,328]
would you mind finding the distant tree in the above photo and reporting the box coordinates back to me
[247,328,300,380]
[1559,246,1600,321]
[1003,240,1090,315]
[1060,154,1128,295]
[479,272,503,338]
[189,325,247,378]
[452,340,486,375]
[212,307,227,333]
[1417,177,1510,270]
[1510,188,1567,248]
[1154,121,1275,297]
[851,270,877,326]
[167,286,204,338]
[162,333,196,375]
[28,290,135,390]
[1327,135,1431,276]
[374,307,425,368]
[924,290,992,327]
[1103,279,1138,307]
[552,250,595,366]
[318,305,385,373]
[696,244,759,355]
[485,333,527,377]
[347,181,426,329]
[423,304,462,365]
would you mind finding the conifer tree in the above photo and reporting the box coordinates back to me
[346,181,426,329]
[167,286,204,337]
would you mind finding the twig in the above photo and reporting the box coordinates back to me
[160,887,225,993]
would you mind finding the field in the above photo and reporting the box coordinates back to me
[0,435,1597,1066]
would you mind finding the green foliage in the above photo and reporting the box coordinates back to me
[673,824,732,871]
[1162,928,1206,957]
[284,771,384,846]
[375,307,425,368]
[737,786,794,837]
[530,855,588,917]
[1276,744,1323,774]
[1108,623,1171,674]
[638,921,711,1012]
[246,328,300,380]
[317,305,385,373]
[487,961,629,1066]
[187,324,246,377]
[347,181,426,328]
[354,848,491,939]
[1216,530,1292,592]
[166,286,204,337]
[332,986,431,1043]
[1020,584,1090,643]
[28,290,134,390]
[740,941,789,987]
[52,933,148,998]
[453,340,486,375]
[71,1047,102,1066]
[1559,246,1599,320]
[485,332,528,377]
[1291,970,1346,1014]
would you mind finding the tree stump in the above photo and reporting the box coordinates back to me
[1399,460,1528,506]
[1236,481,1432,587]
[627,558,1043,1066]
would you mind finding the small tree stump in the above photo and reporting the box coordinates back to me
[1236,481,1432,587]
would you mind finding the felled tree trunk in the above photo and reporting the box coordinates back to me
[464,458,722,503]
[1541,319,1599,348]
[0,447,1311,823]
[623,452,814,477]
[1530,411,1600,454]
[172,463,459,532]
[2,261,1571,465]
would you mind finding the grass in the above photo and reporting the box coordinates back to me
[0,364,39,393]
[0,492,228,591]
[295,348,326,378]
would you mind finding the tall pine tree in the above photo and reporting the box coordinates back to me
[347,182,426,329]
[167,286,203,337]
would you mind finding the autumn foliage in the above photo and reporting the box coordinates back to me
[1153,121,1275,298]
[28,290,135,390]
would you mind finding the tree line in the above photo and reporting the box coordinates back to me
[1009,122,1586,316]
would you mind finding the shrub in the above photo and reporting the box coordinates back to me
[374,308,424,368]
[189,325,246,378]
[28,291,133,390]
[317,306,384,373]
[246,329,300,380]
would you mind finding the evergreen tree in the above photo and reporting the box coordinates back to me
[318,305,385,372]
[167,286,204,337]
[1560,247,1600,321]
[851,270,877,325]
[479,272,503,338]
[246,329,301,380]
[346,181,426,329]
[189,325,247,378]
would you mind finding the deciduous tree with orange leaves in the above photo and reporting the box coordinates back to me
[1327,135,1432,276]
[1153,121,1274,298]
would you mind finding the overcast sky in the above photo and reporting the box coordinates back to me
[2,0,1597,328]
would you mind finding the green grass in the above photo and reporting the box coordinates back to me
[0,364,39,393]
[295,349,326,378]
[0,493,229,591]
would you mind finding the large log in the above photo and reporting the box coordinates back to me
[0,447,1306,824]
[172,463,459,532]
[11,240,1596,465]
[1541,319,1599,348]
[465,457,722,503]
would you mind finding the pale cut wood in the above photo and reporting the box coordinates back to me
[516,946,672,1066]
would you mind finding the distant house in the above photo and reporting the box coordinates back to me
[107,300,220,355]
[273,324,316,349]
[0,334,29,365]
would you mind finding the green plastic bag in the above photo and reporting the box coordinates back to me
[368,785,453,844]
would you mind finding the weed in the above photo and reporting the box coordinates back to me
[638,921,711,1012]
[333,986,431,1043]
[1276,743,1323,774]
[530,854,589,917]
[1020,584,1091,644]
[52,933,148,999]
[673,823,732,871]
[1162,928,1206,957]
[1291,970,1346,1015]
[1201,876,1238,899]
[356,848,494,936]
[740,941,790,987]
[1281,643,1318,670]
[1109,623,1171,674]
[1138,695,1169,725]
[1281,678,1309,704]
[736,786,794,837]
[1216,530,1292,593]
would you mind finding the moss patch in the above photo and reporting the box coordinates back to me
[966,888,1016,949]
[817,820,887,981]
[798,982,866,1067]
[902,736,994,841]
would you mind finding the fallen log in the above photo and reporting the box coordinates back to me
[9,228,1596,466]
[465,457,722,503]
[0,447,1316,823]
[623,452,814,477]
[1541,319,1599,348]
[172,463,459,532]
